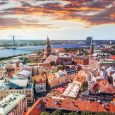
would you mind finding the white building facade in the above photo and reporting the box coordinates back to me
[0,93,27,115]
[35,83,46,93]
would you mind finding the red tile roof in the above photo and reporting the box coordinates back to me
[47,73,75,88]
[51,48,66,53]
[24,99,45,115]
[111,55,115,60]
[32,75,46,83]
[98,79,115,94]
[44,98,115,113]
[39,63,51,68]
[73,71,86,83]
[43,55,59,64]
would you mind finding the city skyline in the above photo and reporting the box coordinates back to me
[0,0,115,40]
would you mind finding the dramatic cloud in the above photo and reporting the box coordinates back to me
[0,17,58,30]
[0,0,115,29]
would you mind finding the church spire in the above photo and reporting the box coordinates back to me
[45,36,51,57]
[46,36,50,48]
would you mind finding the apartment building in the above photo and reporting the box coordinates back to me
[0,93,27,115]
[0,80,34,103]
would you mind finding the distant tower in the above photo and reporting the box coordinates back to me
[86,37,93,46]
[12,35,16,49]
[12,35,15,47]
[90,37,94,54]
[45,36,51,57]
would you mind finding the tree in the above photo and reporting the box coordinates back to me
[40,112,50,115]
[20,57,30,64]
[81,82,88,91]
[50,110,62,115]
[63,113,68,115]
[57,65,65,71]
[68,112,79,115]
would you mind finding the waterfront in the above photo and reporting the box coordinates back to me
[0,43,86,58]
[0,38,115,115]
[0,49,30,58]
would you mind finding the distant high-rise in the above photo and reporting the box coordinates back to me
[12,35,16,49]
[90,39,94,54]
[86,37,93,46]
[86,37,94,54]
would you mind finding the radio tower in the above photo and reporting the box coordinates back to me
[12,35,16,49]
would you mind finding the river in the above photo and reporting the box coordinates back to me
[0,43,87,58]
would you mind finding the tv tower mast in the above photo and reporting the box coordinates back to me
[12,35,16,49]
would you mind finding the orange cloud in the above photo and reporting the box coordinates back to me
[0,0,115,30]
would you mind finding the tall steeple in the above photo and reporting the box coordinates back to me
[45,36,51,56]
[46,36,51,49]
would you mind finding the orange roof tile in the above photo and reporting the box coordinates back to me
[43,55,59,64]
[111,55,115,60]
[51,48,66,53]
[98,79,115,94]
[73,71,86,83]
[24,99,45,115]
[44,98,115,113]
[39,63,51,68]
[32,74,46,83]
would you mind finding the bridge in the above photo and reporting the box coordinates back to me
[4,35,42,52]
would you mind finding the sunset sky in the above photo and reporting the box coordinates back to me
[0,0,115,40]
